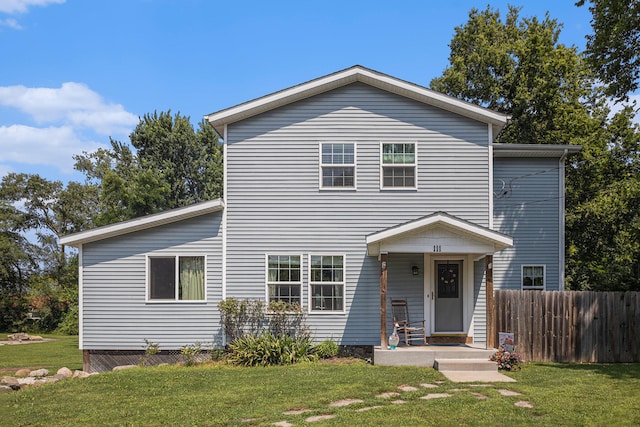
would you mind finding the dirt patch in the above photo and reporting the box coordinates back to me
[0,338,56,346]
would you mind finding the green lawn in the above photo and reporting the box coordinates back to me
[1,339,639,426]
[0,334,82,373]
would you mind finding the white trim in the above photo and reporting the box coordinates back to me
[222,124,228,301]
[78,245,84,350]
[521,264,546,290]
[488,124,494,229]
[559,149,567,291]
[318,141,357,190]
[205,66,509,136]
[145,254,208,303]
[265,253,304,306]
[426,255,471,335]
[60,199,224,246]
[366,212,513,256]
[308,253,347,314]
[379,141,418,190]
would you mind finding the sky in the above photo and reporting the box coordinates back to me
[0,0,597,185]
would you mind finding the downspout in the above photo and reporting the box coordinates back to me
[559,149,568,291]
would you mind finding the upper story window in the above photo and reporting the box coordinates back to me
[522,265,545,290]
[309,255,345,312]
[320,143,355,189]
[381,142,416,189]
[148,255,205,301]
[267,255,302,304]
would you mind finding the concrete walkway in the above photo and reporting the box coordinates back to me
[439,370,516,382]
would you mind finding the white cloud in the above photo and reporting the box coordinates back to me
[0,0,65,14]
[0,124,104,173]
[0,82,138,135]
[0,17,22,28]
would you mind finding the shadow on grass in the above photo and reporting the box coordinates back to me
[531,362,640,381]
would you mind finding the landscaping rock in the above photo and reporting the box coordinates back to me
[57,367,73,378]
[8,332,30,341]
[29,335,43,341]
[0,385,13,393]
[14,369,31,377]
[73,370,90,378]
[1,376,20,389]
[18,377,37,386]
[50,374,67,382]
[112,365,137,371]
[29,369,49,377]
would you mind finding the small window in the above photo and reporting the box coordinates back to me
[381,142,416,189]
[522,265,545,290]
[148,256,205,301]
[320,143,355,188]
[310,255,345,312]
[267,255,302,304]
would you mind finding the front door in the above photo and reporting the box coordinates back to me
[434,260,463,332]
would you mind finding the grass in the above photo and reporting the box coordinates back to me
[0,333,82,374]
[0,339,639,426]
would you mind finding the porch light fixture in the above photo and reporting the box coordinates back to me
[411,265,419,276]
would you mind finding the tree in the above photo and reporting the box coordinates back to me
[431,5,593,145]
[577,0,640,101]
[75,111,223,226]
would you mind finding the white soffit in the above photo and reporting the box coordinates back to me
[493,143,581,157]
[366,212,513,256]
[205,65,509,137]
[60,199,224,247]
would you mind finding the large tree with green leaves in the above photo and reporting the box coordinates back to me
[431,5,593,145]
[75,110,223,226]
[577,0,640,101]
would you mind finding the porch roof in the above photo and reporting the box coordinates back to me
[365,212,513,256]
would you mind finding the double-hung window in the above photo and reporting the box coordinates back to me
[148,255,205,301]
[267,255,302,304]
[310,255,345,312]
[381,142,416,189]
[522,265,545,290]
[320,143,355,189]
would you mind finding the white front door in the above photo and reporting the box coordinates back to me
[434,260,463,332]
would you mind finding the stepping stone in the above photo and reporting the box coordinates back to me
[357,406,384,412]
[377,391,400,399]
[420,393,453,400]
[469,384,492,387]
[497,389,522,396]
[305,415,335,422]
[398,385,418,392]
[241,418,259,423]
[272,422,293,427]
[450,388,468,392]
[515,401,533,408]
[391,400,406,404]
[282,409,312,415]
[329,399,363,407]
[420,383,439,389]
[471,392,489,400]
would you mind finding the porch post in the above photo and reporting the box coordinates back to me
[380,252,388,348]
[486,255,495,348]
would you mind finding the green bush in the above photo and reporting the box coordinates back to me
[228,332,317,367]
[55,304,79,335]
[218,298,265,341]
[181,342,204,366]
[314,339,339,359]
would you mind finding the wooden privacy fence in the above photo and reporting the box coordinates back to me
[493,290,640,363]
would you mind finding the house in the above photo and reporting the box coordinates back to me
[60,66,579,372]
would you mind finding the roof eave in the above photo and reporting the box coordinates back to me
[60,199,225,247]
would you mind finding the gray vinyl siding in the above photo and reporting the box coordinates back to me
[81,213,223,350]
[493,157,561,291]
[225,82,491,345]
[472,259,487,345]
[386,253,425,332]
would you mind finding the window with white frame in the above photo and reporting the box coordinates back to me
[310,255,344,311]
[267,255,302,304]
[148,255,205,301]
[381,142,416,188]
[522,265,545,290]
[320,143,355,188]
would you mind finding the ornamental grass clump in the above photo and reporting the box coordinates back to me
[227,332,317,366]
[490,346,523,371]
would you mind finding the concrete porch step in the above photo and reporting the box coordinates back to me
[434,358,497,372]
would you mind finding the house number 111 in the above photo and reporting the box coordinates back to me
[433,245,442,252]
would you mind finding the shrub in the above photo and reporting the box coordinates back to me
[228,332,317,367]
[266,301,308,339]
[139,339,160,367]
[55,304,79,335]
[218,298,265,341]
[314,339,339,359]
[181,342,205,366]
[490,346,523,371]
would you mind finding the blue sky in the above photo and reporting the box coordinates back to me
[0,0,595,184]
